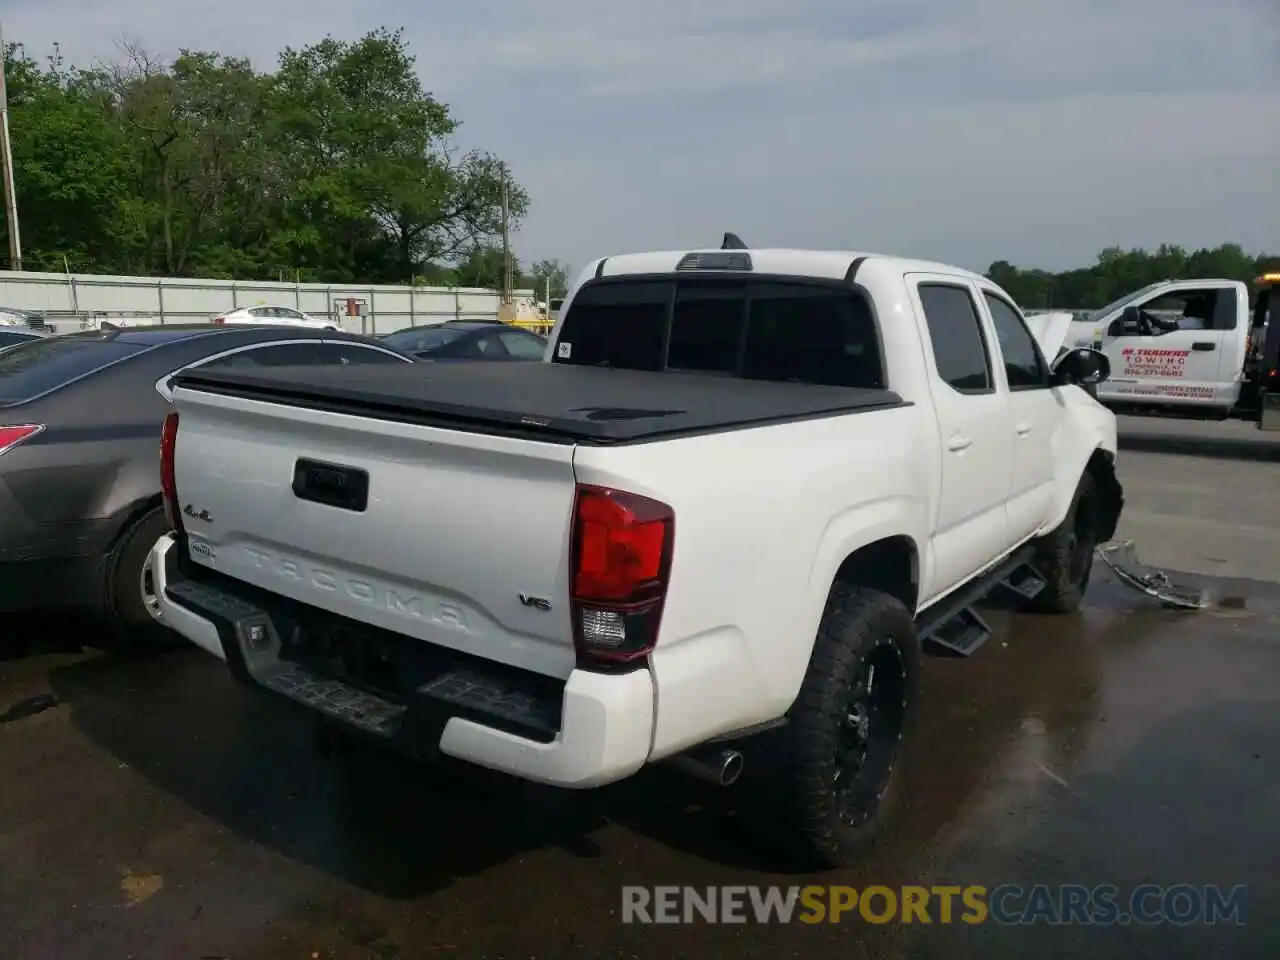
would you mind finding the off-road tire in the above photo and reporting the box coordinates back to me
[1027,472,1099,614]
[743,584,921,870]
[102,505,180,649]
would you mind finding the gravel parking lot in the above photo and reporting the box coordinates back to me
[2,416,1278,959]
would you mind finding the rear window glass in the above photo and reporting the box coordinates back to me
[554,278,883,388]
[383,327,466,353]
[0,334,145,403]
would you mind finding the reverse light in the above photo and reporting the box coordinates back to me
[160,410,184,534]
[570,484,674,667]
[0,424,44,456]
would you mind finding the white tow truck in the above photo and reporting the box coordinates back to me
[1064,272,1280,430]
[143,237,1124,867]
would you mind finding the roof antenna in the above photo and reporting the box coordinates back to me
[721,232,747,250]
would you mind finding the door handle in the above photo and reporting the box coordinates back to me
[947,434,973,452]
[1015,421,1033,437]
[1192,341,1216,351]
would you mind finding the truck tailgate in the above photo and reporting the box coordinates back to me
[170,385,579,680]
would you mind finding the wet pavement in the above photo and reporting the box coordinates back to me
[2,422,1279,959]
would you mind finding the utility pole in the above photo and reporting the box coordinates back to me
[500,175,512,305]
[0,22,22,271]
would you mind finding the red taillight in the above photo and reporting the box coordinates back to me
[211,316,225,325]
[570,484,674,666]
[0,424,43,456]
[160,411,184,533]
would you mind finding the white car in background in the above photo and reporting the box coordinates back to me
[211,305,338,329]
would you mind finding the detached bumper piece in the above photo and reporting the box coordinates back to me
[1095,540,1210,610]
[163,573,566,754]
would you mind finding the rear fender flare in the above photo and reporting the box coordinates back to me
[777,496,927,710]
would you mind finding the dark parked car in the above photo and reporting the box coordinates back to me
[381,319,547,361]
[0,324,414,641]
[0,327,49,349]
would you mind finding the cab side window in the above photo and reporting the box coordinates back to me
[917,283,993,394]
[984,293,1049,390]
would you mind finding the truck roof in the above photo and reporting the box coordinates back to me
[592,248,989,284]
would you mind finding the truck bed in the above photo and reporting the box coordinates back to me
[171,361,908,444]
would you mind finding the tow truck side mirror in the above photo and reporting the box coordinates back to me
[1109,305,1143,337]
[1051,347,1111,388]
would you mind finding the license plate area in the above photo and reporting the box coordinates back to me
[167,565,568,744]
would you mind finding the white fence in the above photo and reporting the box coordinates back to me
[0,269,534,336]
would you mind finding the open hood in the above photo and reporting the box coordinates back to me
[1023,311,1077,362]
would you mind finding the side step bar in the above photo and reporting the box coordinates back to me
[916,551,1046,658]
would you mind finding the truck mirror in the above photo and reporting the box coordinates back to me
[1051,347,1111,388]
[1108,305,1140,336]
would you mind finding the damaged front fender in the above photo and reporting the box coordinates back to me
[1089,451,1124,544]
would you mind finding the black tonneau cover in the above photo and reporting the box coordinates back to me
[171,361,907,445]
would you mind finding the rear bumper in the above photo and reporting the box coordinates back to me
[143,533,656,788]
[0,481,122,613]
[0,555,102,613]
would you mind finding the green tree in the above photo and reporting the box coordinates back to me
[452,245,519,289]
[987,243,1279,309]
[3,44,132,271]
[1,29,529,284]
[528,258,570,299]
[266,28,527,282]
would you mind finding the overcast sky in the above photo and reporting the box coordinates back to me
[3,0,1278,275]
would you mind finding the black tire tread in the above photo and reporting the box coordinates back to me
[1028,471,1098,614]
[102,505,179,648]
[745,583,920,869]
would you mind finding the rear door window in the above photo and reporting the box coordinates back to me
[553,278,883,388]
[917,284,993,393]
[384,327,465,354]
[496,329,548,359]
[0,334,146,404]
[429,331,507,358]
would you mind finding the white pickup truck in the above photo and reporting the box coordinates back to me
[1065,273,1279,429]
[144,241,1124,867]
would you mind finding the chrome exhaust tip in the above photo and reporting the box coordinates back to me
[669,747,745,787]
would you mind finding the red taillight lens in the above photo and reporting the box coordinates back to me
[0,424,43,456]
[160,411,184,533]
[570,484,674,666]
[211,316,225,325]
